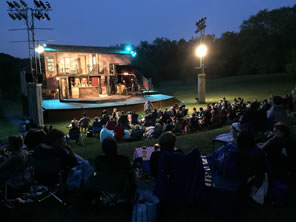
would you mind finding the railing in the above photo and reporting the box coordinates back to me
[57,64,99,75]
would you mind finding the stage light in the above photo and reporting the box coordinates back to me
[131,51,137,57]
[13,1,21,8]
[33,12,42,20]
[44,13,50,20]
[8,12,17,20]
[20,0,27,7]
[15,13,22,20]
[34,0,41,7]
[35,45,44,53]
[125,45,132,52]
[45,1,51,8]
[195,44,207,58]
[39,1,46,9]
[20,12,27,20]
[7,1,15,8]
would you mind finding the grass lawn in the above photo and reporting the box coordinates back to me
[1,73,296,221]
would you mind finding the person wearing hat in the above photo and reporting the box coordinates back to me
[262,122,295,183]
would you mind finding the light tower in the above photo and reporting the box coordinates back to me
[195,17,207,104]
[6,0,52,126]
[7,0,52,82]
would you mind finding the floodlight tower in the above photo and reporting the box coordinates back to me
[7,0,52,83]
[194,17,207,104]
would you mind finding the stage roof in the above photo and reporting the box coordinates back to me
[44,44,130,55]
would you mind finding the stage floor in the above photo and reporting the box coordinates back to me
[42,94,175,110]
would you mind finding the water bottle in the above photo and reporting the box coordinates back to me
[142,146,147,160]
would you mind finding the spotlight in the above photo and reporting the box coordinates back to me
[8,12,17,20]
[20,12,27,20]
[13,1,21,8]
[6,1,15,8]
[125,45,132,52]
[44,13,50,20]
[45,1,51,8]
[39,1,46,9]
[20,0,27,7]
[34,0,41,7]
[33,12,42,20]
[15,13,22,20]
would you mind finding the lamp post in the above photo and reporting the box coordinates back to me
[194,17,207,104]
[195,44,207,103]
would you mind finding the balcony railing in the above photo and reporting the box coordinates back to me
[56,64,99,75]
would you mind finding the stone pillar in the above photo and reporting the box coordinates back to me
[198,73,206,104]
[26,83,44,126]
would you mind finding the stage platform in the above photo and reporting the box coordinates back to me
[43,94,178,122]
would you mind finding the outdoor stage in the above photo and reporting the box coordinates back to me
[42,93,178,121]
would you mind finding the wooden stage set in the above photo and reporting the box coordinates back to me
[42,93,178,121]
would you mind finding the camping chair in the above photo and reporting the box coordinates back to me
[212,132,233,152]
[86,171,134,207]
[154,149,206,206]
[67,129,84,146]
[30,157,68,207]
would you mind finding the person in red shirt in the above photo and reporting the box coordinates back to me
[114,123,124,141]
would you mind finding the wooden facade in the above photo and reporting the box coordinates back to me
[42,44,135,100]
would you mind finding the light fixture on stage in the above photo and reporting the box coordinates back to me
[39,1,46,9]
[131,51,137,57]
[125,45,132,52]
[33,12,42,20]
[34,0,41,8]
[45,1,51,8]
[13,1,21,8]
[20,12,27,20]
[8,12,17,20]
[7,1,15,8]
[20,0,28,7]
[44,13,50,20]
[15,13,22,20]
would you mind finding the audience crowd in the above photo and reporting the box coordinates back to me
[1,88,296,219]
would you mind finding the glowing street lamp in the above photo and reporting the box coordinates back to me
[195,44,207,104]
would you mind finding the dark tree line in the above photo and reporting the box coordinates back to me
[132,5,296,82]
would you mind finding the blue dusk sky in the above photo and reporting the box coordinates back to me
[1,0,295,58]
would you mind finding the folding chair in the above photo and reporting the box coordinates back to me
[30,157,68,207]
[86,171,133,207]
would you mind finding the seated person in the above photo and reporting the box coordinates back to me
[212,130,265,196]
[106,117,117,131]
[189,113,199,131]
[24,128,46,150]
[88,137,135,203]
[0,136,30,190]
[92,117,103,135]
[130,125,145,141]
[101,114,110,126]
[152,123,163,139]
[68,123,82,144]
[261,122,296,183]
[79,113,91,133]
[114,123,125,141]
[131,111,139,125]
[150,132,182,178]
[164,118,174,132]
[33,129,78,183]
[118,112,130,129]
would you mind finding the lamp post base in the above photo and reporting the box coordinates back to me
[198,73,206,104]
